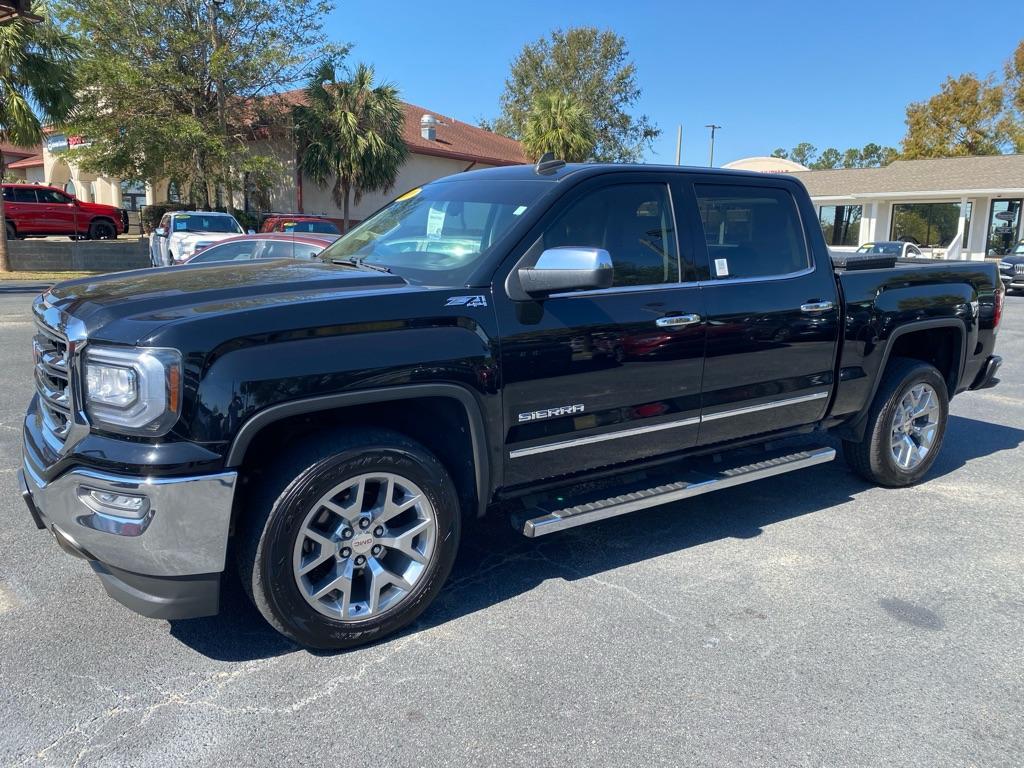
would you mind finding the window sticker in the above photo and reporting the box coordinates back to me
[396,187,421,202]
[714,258,729,277]
[426,204,446,237]
[513,205,527,216]
[174,218,188,231]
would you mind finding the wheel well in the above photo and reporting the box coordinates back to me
[887,325,962,393]
[237,396,479,522]
[90,216,116,230]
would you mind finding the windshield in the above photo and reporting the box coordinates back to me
[319,179,548,286]
[174,214,242,234]
[862,242,901,255]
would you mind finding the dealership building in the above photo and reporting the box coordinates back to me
[724,154,1024,259]
[13,99,524,228]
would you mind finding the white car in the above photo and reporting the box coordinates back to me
[856,241,925,259]
[150,211,245,266]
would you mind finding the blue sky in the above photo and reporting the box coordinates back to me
[324,0,1024,166]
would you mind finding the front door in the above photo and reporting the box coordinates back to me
[687,178,841,445]
[34,188,78,235]
[496,177,706,486]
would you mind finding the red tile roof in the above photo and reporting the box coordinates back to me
[1,142,39,158]
[8,153,43,169]
[275,89,525,166]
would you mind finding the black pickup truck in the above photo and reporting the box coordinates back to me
[18,162,1004,649]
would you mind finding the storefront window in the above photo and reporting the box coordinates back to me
[891,202,971,248]
[818,204,862,247]
[985,199,1021,257]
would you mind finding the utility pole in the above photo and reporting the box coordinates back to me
[705,124,722,167]
[675,125,682,165]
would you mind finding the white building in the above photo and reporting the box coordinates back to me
[724,154,1024,260]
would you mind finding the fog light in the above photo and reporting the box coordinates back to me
[79,486,149,519]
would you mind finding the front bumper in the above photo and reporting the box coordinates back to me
[1002,274,1024,289]
[20,451,237,619]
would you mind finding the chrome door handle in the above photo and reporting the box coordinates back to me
[656,313,702,328]
[800,301,834,314]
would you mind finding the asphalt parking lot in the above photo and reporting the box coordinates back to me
[0,282,1021,767]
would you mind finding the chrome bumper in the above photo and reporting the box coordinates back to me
[20,457,237,578]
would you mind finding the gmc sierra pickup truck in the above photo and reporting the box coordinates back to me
[19,162,1004,650]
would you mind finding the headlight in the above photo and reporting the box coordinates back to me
[84,346,182,435]
[1000,261,1013,270]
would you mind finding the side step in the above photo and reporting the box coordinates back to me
[519,446,836,538]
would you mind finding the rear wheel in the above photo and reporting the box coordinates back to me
[843,358,949,487]
[238,429,461,649]
[88,219,117,240]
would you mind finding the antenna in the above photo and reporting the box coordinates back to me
[535,153,566,175]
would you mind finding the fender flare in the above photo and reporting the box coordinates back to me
[842,317,966,440]
[225,383,491,516]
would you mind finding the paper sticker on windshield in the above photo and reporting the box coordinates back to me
[426,204,446,237]
[714,258,729,277]
[396,187,421,202]
[174,220,188,231]
[513,205,527,216]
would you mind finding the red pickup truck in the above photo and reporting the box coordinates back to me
[3,183,129,240]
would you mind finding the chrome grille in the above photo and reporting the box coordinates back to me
[33,318,73,441]
[1016,263,1024,276]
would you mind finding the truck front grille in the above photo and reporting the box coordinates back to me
[1016,263,1024,276]
[33,319,73,441]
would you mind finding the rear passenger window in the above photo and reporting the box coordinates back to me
[11,188,38,203]
[695,185,809,279]
[541,184,679,287]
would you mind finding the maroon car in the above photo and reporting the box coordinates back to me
[184,232,339,264]
[3,183,128,240]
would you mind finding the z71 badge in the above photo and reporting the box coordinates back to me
[445,295,488,307]
[518,404,585,422]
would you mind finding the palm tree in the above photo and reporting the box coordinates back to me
[522,91,596,163]
[0,7,78,271]
[294,60,408,233]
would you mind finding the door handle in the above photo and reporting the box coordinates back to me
[655,313,702,328]
[800,301,834,314]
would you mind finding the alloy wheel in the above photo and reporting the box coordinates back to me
[889,383,940,470]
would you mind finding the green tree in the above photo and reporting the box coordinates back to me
[790,142,817,167]
[294,59,408,233]
[811,147,842,169]
[770,147,789,159]
[491,27,658,162]
[521,92,596,162]
[1003,40,1024,152]
[0,6,78,272]
[901,73,1009,158]
[859,142,899,167]
[841,147,862,168]
[58,0,337,210]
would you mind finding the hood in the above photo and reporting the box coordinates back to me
[1000,252,1024,264]
[76,199,122,215]
[45,259,413,343]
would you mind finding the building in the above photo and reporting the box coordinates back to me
[724,154,1024,260]
[36,100,525,227]
[2,142,43,182]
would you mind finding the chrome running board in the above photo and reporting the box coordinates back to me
[519,446,836,538]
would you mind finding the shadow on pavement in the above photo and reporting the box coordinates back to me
[168,414,1024,661]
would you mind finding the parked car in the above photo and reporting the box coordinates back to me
[856,241,926,258]
[149,210,245,266]
[260,213,341,235]
[2,183,128,241]
[19,162,1004,650]
[185,232,339,264]
[998,242,1024,293]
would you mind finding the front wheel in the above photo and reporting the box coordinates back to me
[843,358,949,487]
[238,429,461,649]
[88,219,117,240]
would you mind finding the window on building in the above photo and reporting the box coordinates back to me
[985,199,1021,257]
[63,181,76,197]
[695,184,809,279]
[818,204,862,247]
[891,202,971,249]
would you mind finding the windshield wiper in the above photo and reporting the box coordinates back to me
[329,256,392,273]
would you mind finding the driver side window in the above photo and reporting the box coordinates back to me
[541,183,679,287]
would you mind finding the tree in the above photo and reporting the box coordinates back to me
[790,142,817,167]
[294,59,408,233]
[491,27,659,162]
[0,7,78,272]
[841,147,862,168]
[811,147,842,169]
[521,92,596,162]
[770,147,789,159]
[1003,40,1024,152]
[901,73,1010,158]
[57,0,338,209]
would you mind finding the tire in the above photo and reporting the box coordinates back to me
[238,428,461,650]
[5,221,15,241]
[843,357,949,487]
[88,219,117,240]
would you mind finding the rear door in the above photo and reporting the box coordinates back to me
[496,174,707,486]
[9,187,42,233]
[687,177,840,446]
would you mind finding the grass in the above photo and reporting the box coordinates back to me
[0,271,101,282]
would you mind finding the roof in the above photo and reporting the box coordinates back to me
[791,154,1024,198]
[457,161,783,183]
[275,89,525,166]
[0,142,38,159]
[8,153,43,169]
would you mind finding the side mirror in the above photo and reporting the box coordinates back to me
[154,227,167,237]
[518,247,613,297]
